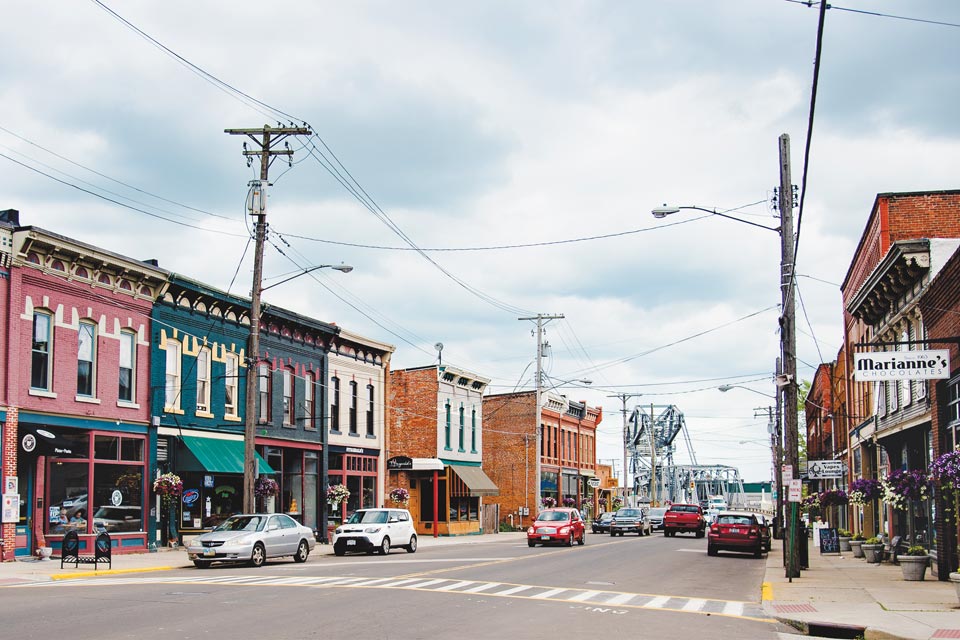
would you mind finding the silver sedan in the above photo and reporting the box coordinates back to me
[186,513,315,568]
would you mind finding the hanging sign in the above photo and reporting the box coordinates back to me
[854,350,949,381]
[806,460,844,479]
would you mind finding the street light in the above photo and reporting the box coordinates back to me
[718,384,775,398]
[653,135,799,579]
[261,264,354,291]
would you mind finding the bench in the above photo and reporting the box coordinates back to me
[60,530,111,570]
[882,535,907,564]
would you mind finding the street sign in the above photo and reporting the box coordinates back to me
[781,464,793,486]
[806,460,844,479]
[787,479,802,503]
[587,477,601,488]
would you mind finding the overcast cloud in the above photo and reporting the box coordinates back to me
[2,0,959,484]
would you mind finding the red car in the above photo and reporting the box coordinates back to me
[527,508,586,547]
[707,511,767,558]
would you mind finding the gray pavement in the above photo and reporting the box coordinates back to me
[763,537,960,639]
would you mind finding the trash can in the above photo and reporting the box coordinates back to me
[798,524,809,569]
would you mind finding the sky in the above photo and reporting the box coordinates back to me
[2,1,959,485]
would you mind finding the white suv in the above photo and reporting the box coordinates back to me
[332,508,418,556]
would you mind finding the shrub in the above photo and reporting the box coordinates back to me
[851,533,864,541]
[905,545,928,557]
[864,536,881,545]
[838,528,852,538]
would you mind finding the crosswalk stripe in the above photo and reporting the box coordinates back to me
[533,588,567,599]
[605,593,635,605]
[463,582,500,593]
[405,579,449,589]
[568,590,601,602]
[433,580,475,592]
[350,578,398,587]
[722,601,744,616]
[496,585,532,596]
[682,598,706,612]
[645,596,670,608]
[374,578,421,588]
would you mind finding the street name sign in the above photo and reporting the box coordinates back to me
[854,349,950,381]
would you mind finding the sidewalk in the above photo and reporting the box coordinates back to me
[763,537,960,639]
[0,532,522,584]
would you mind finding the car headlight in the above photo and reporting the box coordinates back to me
[364,526,382,534]
[527,527,534,534]
[559,527,570,534]
[334,528,343,536]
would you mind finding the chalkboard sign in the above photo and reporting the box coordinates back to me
[819,527,840,554]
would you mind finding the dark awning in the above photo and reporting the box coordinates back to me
[449,464,499,497]
[179,436,275,474]
[19,426,85,458]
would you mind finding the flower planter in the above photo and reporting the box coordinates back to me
[838,536,852,552]
[849,540,864,558]
[899,556,929,581]
[949,573,960,604]
[862,543,883,563]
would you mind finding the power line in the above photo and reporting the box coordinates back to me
[785,1,960,29]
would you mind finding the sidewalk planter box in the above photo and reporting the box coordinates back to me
[849,540,864,558]
[862,543,883,563]
[899,556,929,581]
[950,573,960,604]
[838,536,852,552]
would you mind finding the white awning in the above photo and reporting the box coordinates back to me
[411,458,446,471]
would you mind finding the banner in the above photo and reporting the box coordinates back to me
[853,349,949,381]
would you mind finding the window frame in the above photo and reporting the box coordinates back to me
[458,403,465,452]
[164,340,182,411]
[348,380,358,435]
[444,400,452,450]
[118,329,136,403]
[224,352,239,418]
[31,310,54,391]
[76,320,97,397]
[282,368,294,426]
[303,371,316,430]
[258,363,272,423]
[330,376,340,432]
[366,383,375,437]
[196,346,212,414]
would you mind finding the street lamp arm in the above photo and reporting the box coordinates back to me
[718,384,775,399]
[651,204,780,233]
[261,263,353,291]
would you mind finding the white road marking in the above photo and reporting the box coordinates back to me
[404,579,449,589]
[496,585,532,596]
[682,598,706,612]
[645,596,670,608]
[568,590,602,602]
[463,582,500,593]
[605,593,635,605]
[533,588,568,599]
[723,601,745,616]
[433,580,475,591]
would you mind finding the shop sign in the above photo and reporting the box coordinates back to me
[854,349,950,381]
[387,456,413,471]
[204,475,214,488]
[806,460,844,479]
[345,447,364,454]
[111,490,123,506]
[587,478,601,488]
[182,489,200,506]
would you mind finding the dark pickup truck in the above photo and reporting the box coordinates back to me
[609,507,652,537]
[663,503,706,538]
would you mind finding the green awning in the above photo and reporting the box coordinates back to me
[180,436,275,475]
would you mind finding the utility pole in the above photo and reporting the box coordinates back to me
[519,314,563,512]
[225,124,312,514]
[778,133,800,579]
[754,404,779,518]
[649,403,657,505]
[608,393,643,504]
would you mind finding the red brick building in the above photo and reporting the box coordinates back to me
[483,390,602,529]
[387,365,498,536]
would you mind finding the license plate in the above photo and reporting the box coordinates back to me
[203,549,215,557]
[730,528,740,534]
[346,539,356,546]
[541,535,550,540]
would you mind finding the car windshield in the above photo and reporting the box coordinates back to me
[537,511,570,522]
[670,505,698,513]
[214,516,264,532]
[719,515,755,525]
[346,510,389,524]
[617,509,640,517]
[649,508,667,517]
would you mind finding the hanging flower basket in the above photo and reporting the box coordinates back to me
[802,493,821,514]
[562,497,576,508]
[848,478,882,505]
[930,449,960,490]
[819,489,848,507]
[611,496,624,510]
[388,487,410,507]
[255,477,279,497]
[541,496,557,509]
[881,469,932,511]
[326,483,350,506]
[153,472,183,506]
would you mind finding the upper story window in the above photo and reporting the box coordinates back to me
[282,369,294,426]
[366,384,375,437]
[51,259,66,272]
[471,408,477,453]
[98,273,111,286]
[330,376,340,432]
[348,381,358,434]
[224,353,239,418]
[458,404,465,452]
[77,321,97,397]
[196,347,211,413]
[31,310,53,391]
[304,371,316,430]
[444,400,452,450]
[75,267,90,279]
[164,340,182,410]
[258,363,272,423]
[118,330,136,403]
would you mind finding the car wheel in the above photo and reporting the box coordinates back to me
[707,545,718,557]
[754,547,763,558]
[566,532,575,547]
[610,530,616,537]
[193,560,211,569]
[528,540,537,547]
[249,543,266,568]
[294,540,309,563]
[379,536,391,555]
[406,534,418,553]
[578,531,585,546]
[696,530,705,539]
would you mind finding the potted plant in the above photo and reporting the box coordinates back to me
[541,496,557,509]
[326,483,350,507]
[837,528,852,552]
[388,487,410,508]
[255,476,279,512]
[611,496,624,510]
[899,545,930,581]
[862,536,884,563]
[562,496,576,508]
[849,533,865,558]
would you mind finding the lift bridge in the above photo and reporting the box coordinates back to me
[627,405,744,506]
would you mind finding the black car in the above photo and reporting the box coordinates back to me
[592,511,615,533]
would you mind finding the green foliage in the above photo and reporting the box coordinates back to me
[905,545,928,557]
[864,536,881,545]
[851,533,864,540]
[838,529,852,537]
[499,521,518,533]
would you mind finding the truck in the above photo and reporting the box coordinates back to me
[663,503,706,538]
[609,507,652,537]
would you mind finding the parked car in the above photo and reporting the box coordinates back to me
[186,513,316,568]
[527,508,586,547]
[648,507,667,531]
[755,513,773,551]
[609,507,652,537]
[592,511,615,533]
[663,503,706,538]
[332,508,418,556]
[707,511,767,558]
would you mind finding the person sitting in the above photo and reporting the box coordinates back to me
[70,510,86,525]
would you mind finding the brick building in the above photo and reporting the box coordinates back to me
[388,365,497,536]
[483,390,602,529]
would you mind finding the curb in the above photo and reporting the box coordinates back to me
[51,565,178,581]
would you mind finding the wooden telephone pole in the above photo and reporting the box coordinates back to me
[225,125,312,514]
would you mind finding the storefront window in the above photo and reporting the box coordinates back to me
[92,464,143,533]
[47,462,88,535]
[304,452,318,530]
[362,475,376,508]
[284,454,303,517]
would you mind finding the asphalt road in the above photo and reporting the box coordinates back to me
[5,531,798,640]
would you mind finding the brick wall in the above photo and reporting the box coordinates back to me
[482,392,537,524]
[1,407,16,560]
[388,368,441,459]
